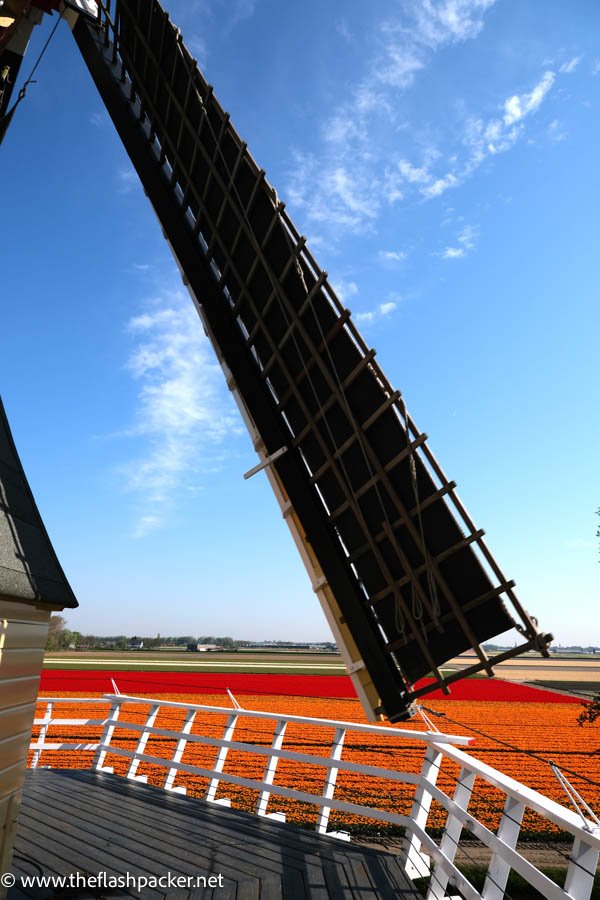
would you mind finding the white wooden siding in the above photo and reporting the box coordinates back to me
[0,600,50,892]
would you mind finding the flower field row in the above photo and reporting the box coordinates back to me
[39,669,583,703]
[32,691,600,836]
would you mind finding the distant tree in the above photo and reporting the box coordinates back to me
[45,615,67,651]
[143,636,161,649]
[578,694,600,726]
[58,628,73,650]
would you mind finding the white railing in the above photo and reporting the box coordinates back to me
[29,694,600,900]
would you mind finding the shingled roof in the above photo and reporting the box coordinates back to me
[0,398,77,609]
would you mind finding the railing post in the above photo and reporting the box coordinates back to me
[402,745,443,880]
[256,718,287,821]
[481,795,525,900]
[427,766,476,900]
[31,702,53,769]
[163,707,197,794]
[126,703,160,783]
[205,713,238,806]
[564,831,600,900]
[93,697,122,773]
[316,727,346,837]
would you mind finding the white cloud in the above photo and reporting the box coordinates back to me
[442,223,478,259]
[375,42,424,89]
[355,298,399,324]
[378,250,407,263]
[89,111,108,128]
[559,56,581,74]
[503,71,555,126]
[384,148,441,202]
[287,153,380,233]
[117,167,139,195]
[410,0,496,47]
[336,18,352,42]
[187,34,208,67]
[547,119,566,142]
[231,0,255,25]
[422,172,459,199]
[331,279,359,302]
[377,0,496,90]
[381,69,559,209]
[133,515,162,540]
[414,70,557,199]
[122,290,240,536]
[399,160,432,183]
[327,167,378,219]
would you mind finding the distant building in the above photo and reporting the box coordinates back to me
[243,641,338,652]
[127,638,144,650]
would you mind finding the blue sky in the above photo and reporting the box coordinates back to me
[2,0,598,643]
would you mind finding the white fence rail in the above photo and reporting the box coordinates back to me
[29,694,600,900]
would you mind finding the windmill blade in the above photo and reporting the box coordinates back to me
[6,0,552,721]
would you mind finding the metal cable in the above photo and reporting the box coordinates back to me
[423,705,600,792]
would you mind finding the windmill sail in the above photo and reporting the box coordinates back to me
[4,0,552,721]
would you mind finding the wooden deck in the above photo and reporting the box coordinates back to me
[9,770,423,898]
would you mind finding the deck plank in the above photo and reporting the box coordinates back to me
[27,771,347,879]
[21,782,263,888]
[23,776,324,890]
[10,770,422,899]
[26,771,371,889]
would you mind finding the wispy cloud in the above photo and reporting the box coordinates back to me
[286,0,573,255]
[186,33,208,67]
[547,118,567,142]
[121,290,240,536]
[355,297,399,325]
[375,0,496,89]
[378,249,408,263]
[331,279,359,302]
[441,224,478,259]
[402,70,557,202]
[385,155,439,202]
[89,111,108,128]
[502,71,555,126]
[231,0,255,25]
[287,152,380,233]
[287,1,497,237]
[422,172,459,200]
[559,56,581,74]
[336,19,352,43]
[117,167,139,195]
